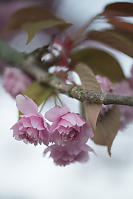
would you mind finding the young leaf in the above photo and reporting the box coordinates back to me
[103,2,133,17]
[3,6,72,43]
[88,30,133,58]
[75,63,102,130]
[72,48,125,82]
[93,107,120,156]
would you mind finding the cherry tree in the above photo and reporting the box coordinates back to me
[0,0,133,166]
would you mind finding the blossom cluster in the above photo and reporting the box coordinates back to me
[5,63,133,166]
[11,95,94,166]
[96,75,114,118]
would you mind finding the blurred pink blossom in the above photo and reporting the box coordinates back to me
[44,143,93,166]
[129,66,133,88]
[96,75,114,117]
[45,106,93,146]
[114,80,133,130]
[11,95,50,145]
[3,67,32,98]
[96,75,133,130]
[96,75,114,93]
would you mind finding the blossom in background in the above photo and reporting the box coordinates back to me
[114,80,133,130]
[96,74,133,130]
[45,106,93,146]
[3,67,32,98]
[129,66,133,88]
[96,75,114,93]
[96,75,114,117]
[44,143,93,166]
[11,95,50,145]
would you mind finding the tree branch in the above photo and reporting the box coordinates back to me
[0,40,133,106]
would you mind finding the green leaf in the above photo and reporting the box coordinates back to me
[23,20,70,44]
[93,106,120,156]
[3,6,72,44]
[23,81,52,106]
[72,48,125,82]
[75,63,102,131]
[88,30,133,58]
[18,81,52,119]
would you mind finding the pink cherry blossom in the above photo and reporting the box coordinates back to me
[3,67,32,98]
[96,75,114,117]
[96,74,133,130]
[129,66,133,88]
[11,95,49,145]
[44,143,93,166]
[114,80,133,130]
[96,75,114,93]
[45,106,93,146]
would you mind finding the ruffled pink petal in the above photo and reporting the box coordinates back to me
[44,143,94,166]
[11,123,19,133]
[30,116,44,130]
[74,114,86,126]
[81,143,94,153]
[39,130,49,145]
[45,106,69,122]
[81,124,94,139]
[16,95,38,115]
[62,113,85,126]
[57,119,73,128]
[21,118,32,128]
[75,151,89,163]
[11,120,23,132]
[66,143,83,155]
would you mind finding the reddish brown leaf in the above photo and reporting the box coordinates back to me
[108,17,133,33]
[93,106,120,156]
[88,30,133,58]
[3,6,72,43]
[103,2,133,17]
[83,103,102,131]
[75,63,102,130]
[114,28,133,42]
[72,48,125,82]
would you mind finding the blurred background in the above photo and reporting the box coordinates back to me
[0,0,133,199]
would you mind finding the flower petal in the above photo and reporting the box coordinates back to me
[16,95,38,115]
[30,116,44,130]
[45,106,69,122]
[75,151,89,163]
[21,117,32,128]
[62,113,85,126]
